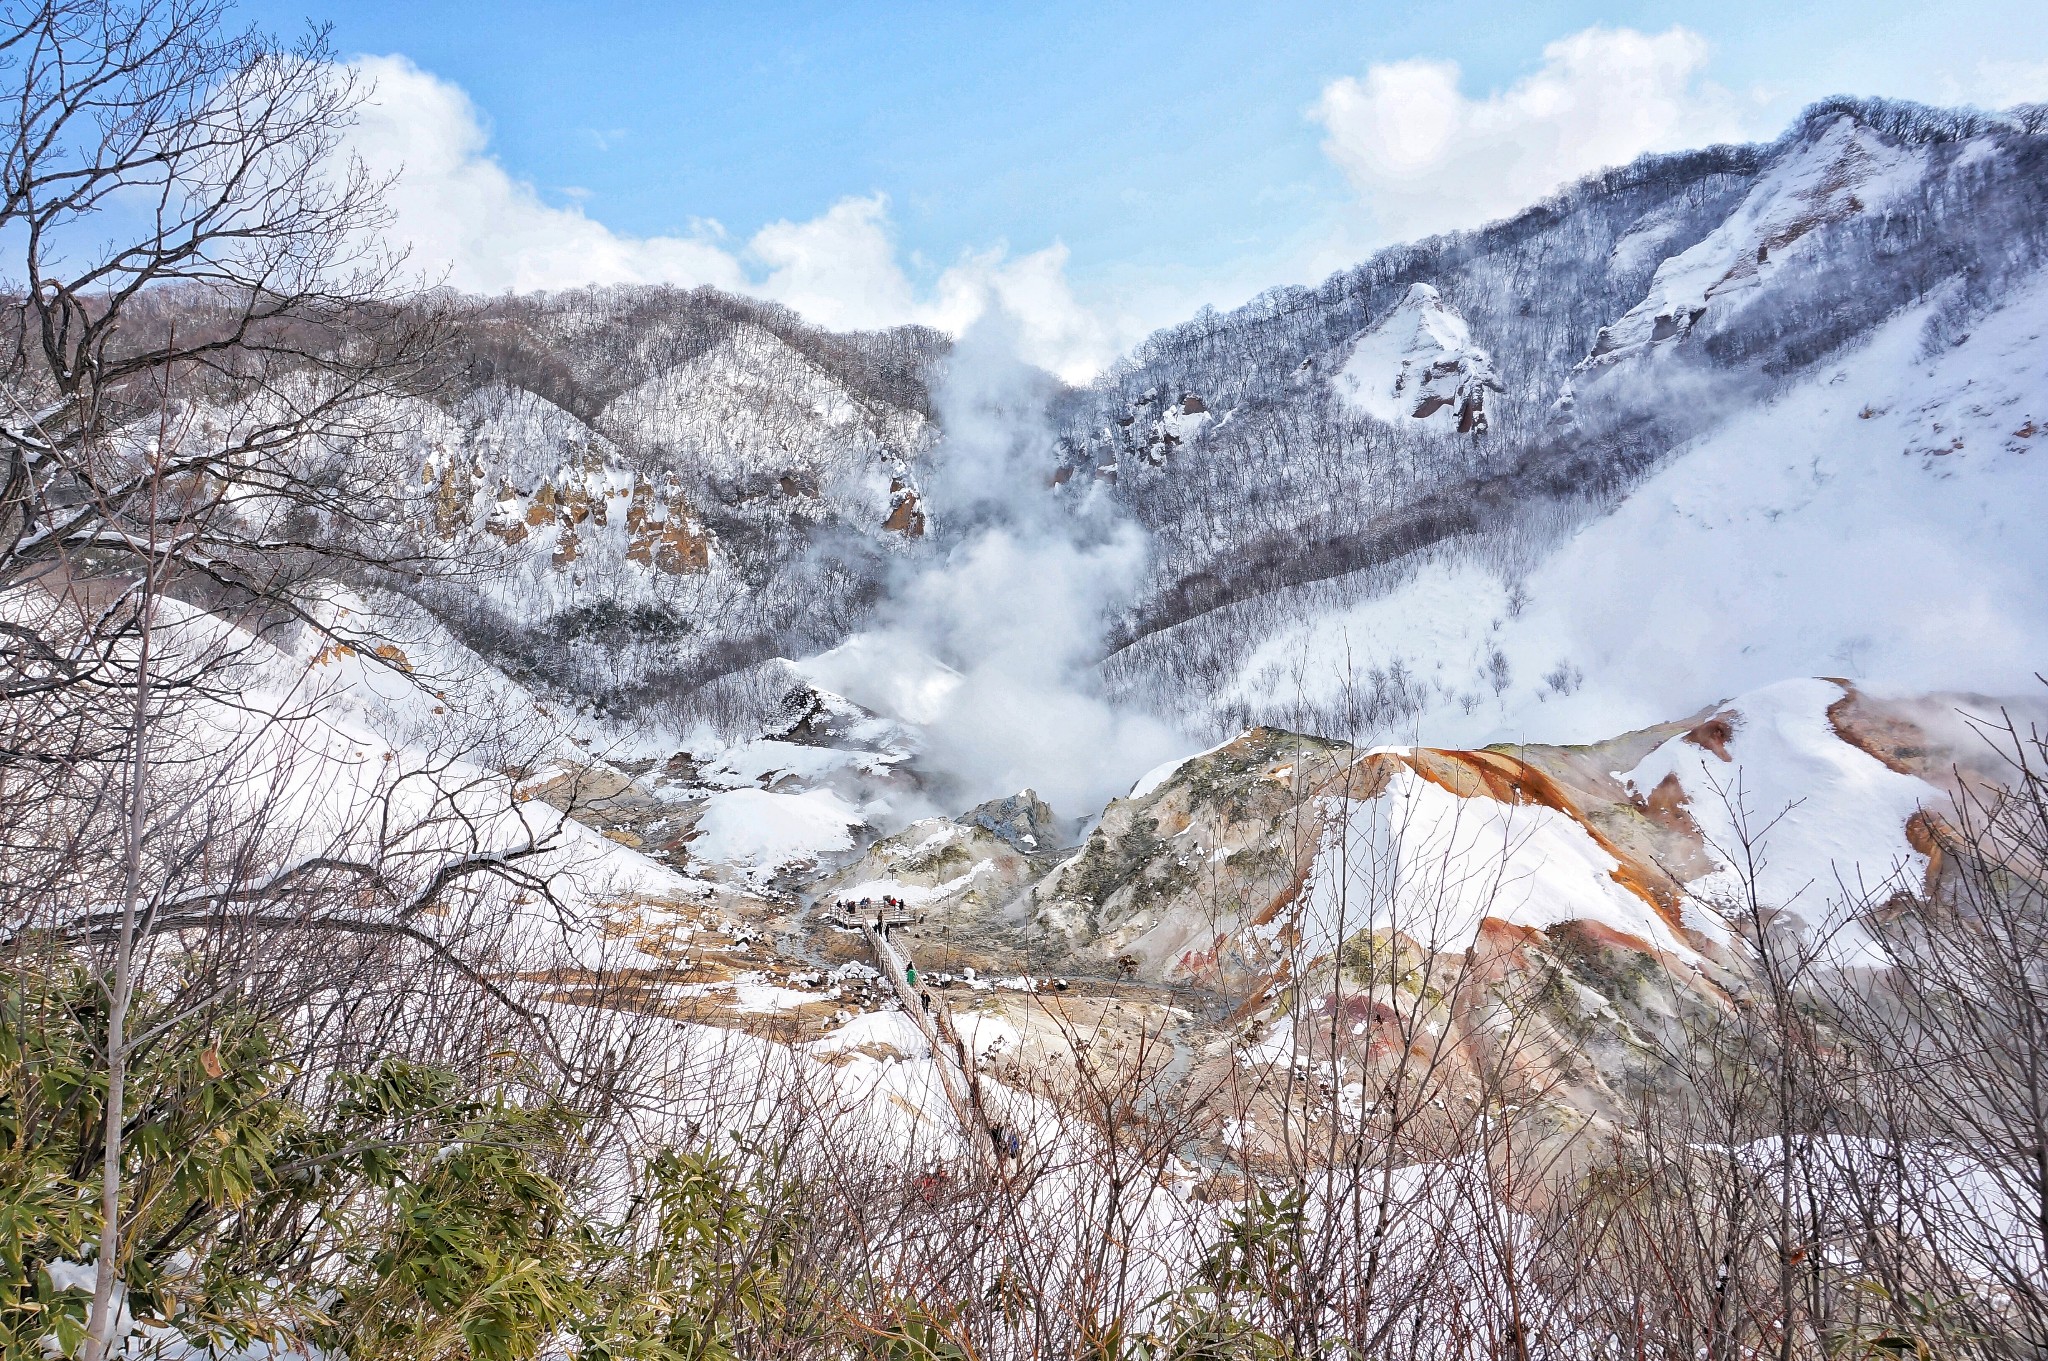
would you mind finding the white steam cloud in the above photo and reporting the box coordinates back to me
[802,314,1187,818]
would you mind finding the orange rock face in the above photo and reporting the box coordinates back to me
[883,490,926,537]
[623,476,712,573]
[426,456,482,539]
[439,450,713,577]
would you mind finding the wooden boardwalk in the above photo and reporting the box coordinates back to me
[859,921,999,1172]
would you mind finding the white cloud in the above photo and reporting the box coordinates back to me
[345,55,1116,381]
[1311,26,1755,241]
[746,195,920,330]
[350,55,748,295]
[742,198,1115,377]
[1965,57,2048,109]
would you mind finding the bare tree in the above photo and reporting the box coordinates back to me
[0,5,621,1355]
[1827,708,2048,1357]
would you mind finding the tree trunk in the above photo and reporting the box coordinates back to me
[84,456,161,1361]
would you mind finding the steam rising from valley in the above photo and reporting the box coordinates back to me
[800,314,1187,820]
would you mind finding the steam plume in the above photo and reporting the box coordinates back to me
[805,312,1187,818]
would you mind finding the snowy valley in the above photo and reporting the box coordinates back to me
[8,42,2048,1359]
[141,90,2048,1173]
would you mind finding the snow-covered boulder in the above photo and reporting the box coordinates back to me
[1334,283,1502,434]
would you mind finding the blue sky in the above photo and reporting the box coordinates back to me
[244,0,2048,374]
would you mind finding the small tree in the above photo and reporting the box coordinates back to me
[0,5,631,1356]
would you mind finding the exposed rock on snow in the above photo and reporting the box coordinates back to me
[1097,387,1217,468]
[961,789,1063,854]
[1579,114,1926,369]
[1617,678,1936,956]
[1012,680,1962,1122]
[815,790,1066,924]
[424,385,714,576]
[1334,284,1502,433]
[1096,679,1946,986]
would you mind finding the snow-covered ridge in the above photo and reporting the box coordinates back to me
[1179,264,2048,751]
[599,321,932,536]
[1580,114,1928,369]
[394,310,941,715]
[1617,678,1935,957]
[981,681,1966,1126]
[1075,677,1942,985]
[1065,97,2041,696]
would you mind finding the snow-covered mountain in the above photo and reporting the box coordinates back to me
[397,288,946,726]
[83,94,2048,1148]
[381,99,2044,788]
[280,98,2041,1043]
[600,320,931,529]
[1081,97,2048,751]
[1120,272,2048,749]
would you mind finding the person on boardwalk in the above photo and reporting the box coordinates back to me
[905,962,917,986]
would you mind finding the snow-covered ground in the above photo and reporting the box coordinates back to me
[1618,678,1935,944]
[688,786,865,883]
[1299,759,1702,963]
[98,588,712,974]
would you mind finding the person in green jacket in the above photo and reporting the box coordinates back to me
[906,963,917,986]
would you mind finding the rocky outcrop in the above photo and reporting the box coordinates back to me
[1028,727,1351,978]
[472,454,711,577]
[1011,682,1959,1127]
[1578,114,1926,371]
[814,810,1054,925]
[882,487,926,536]
[807,791,1070,972]
[1333,284,1503,434]
[420,386,715,579]
[962,789,1062,855]
[622,476,712,573]
[1095,386,1217,469]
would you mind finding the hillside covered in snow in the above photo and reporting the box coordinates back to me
[218,96,2043,963]
[9,13,2048,1352]
[346,98,2048,811]
[1074,98,2047,748]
